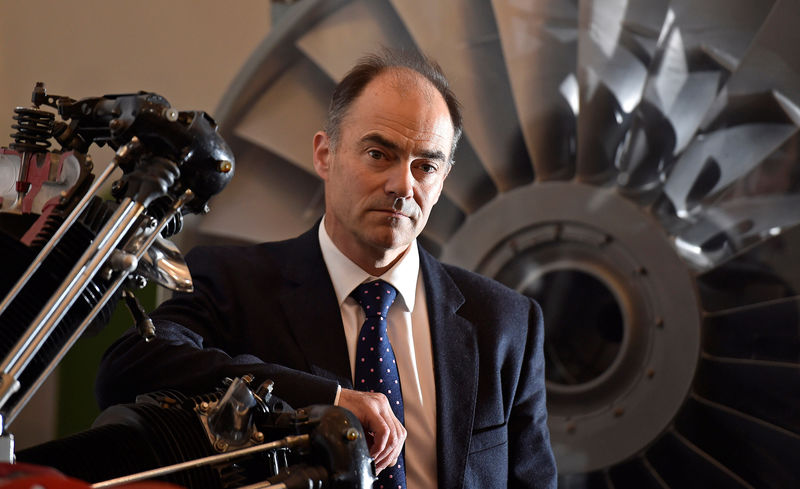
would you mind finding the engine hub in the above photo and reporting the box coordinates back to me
[442,181,702,472]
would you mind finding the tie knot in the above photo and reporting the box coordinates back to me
[351,280,397,318]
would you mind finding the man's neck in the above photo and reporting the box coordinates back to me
[322,218,409,276]
[340,241,409,277]
[361,247,409,277]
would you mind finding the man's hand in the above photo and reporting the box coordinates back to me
[338,388,407,472]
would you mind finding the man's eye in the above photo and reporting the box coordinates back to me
[367,150,384,160]
[419,163,437,174]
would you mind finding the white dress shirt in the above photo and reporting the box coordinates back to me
[318,223,438,489]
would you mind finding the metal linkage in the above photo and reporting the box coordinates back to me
[91,435,311,489]
[4,190,193,426]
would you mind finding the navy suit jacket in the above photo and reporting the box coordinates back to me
[96,225,556,488]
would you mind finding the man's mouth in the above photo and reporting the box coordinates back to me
[377,209,409,218]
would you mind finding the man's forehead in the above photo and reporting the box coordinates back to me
[351,71,452,131]
[356,68,443,111]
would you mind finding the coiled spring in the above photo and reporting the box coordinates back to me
[10,107,54,153]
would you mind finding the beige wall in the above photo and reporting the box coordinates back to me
[0,0,271,448]
[0,0,270,121]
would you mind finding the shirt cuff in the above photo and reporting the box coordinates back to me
[333,384,342,406]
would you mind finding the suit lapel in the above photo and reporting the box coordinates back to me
[421,250,479,489]
[279,226,353,389]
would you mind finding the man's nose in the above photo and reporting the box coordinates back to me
[385,163,414,198]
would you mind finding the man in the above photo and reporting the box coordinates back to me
[97,50,556,488]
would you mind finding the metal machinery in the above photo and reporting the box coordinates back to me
[206,0,800,487]
[0,85,374,488]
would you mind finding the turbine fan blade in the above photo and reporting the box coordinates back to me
[608,458,668,489]
[575,0,668,183]
[491,0,579,181]
[295,0,416,81]
[197,141,324,243]
[233,56,332,176]
[646,431,753,489]
[617,0,776,197]
[676,396,800,488]
[696,222,800,311]
[663,110,797,220]
[703,298,800,362]
[695,357,800,433]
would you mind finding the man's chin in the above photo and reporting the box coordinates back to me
[364,227,415,252]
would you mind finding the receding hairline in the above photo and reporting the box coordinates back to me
[331,68,454,153]
[384,67,440,103]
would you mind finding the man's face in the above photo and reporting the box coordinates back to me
[313,69,454,266]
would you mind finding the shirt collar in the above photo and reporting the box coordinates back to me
[318,219,419,312]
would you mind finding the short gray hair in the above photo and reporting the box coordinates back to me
[324,49,463,163]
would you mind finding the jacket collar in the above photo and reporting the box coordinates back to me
[420,248,479,489]
[279,225,353,387]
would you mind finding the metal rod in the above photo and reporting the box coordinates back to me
[0,157,119,318]
[236,482,286,489]
[0,198,143,411]
[91,435,310,489]
[5,191,193,426]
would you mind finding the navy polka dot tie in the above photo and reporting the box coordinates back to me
[352,280,406,489]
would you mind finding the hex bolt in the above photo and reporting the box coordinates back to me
[252,431,265,443]
[198,401,209,413]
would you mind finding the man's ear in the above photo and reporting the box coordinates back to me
[312,131,331,179]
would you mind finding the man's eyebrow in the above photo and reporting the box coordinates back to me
[361,133,447,162]
[362,133,400,152]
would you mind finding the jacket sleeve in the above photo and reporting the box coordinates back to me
[509,299,557,488]
[95,321,340,410]
[95,245,340,410]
